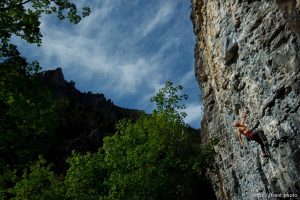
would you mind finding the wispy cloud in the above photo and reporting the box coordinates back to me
[34,1,179,95]
[136,1,175,37]
[179,69,195,87]
[184,103,204,127]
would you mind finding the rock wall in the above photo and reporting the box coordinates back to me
[191,0,300,199]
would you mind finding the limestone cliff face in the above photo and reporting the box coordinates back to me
[191,0,300,199]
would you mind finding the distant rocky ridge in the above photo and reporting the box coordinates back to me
[191,0,300,199]
[38,68,143,172]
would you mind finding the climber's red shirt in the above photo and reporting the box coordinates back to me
[244,130,254,140]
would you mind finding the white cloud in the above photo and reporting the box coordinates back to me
[37,25,165,95]
[136,1,175,37]
[35,0,179,96]
[179,69,195,86]
[183,103,204,127]
[108,58,161,95]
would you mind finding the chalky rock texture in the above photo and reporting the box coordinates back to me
[191,0,300,199]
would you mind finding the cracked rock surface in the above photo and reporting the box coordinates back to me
[191,0,300,199]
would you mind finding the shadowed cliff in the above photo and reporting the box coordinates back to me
[38,68,143,172]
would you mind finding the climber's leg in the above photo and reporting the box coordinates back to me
[257,131,271,157]
[252,130,270,157]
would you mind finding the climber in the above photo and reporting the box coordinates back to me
[233,109,270,157]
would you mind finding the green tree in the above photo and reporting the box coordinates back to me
[65,151,108,200]
[0,0,90,45]
[0,0,90,197]
[9,156,65,200]
[11,84,215,200]
[0,71,67,168]
[0,0,90,80]
[0,167,17,199]
[151,80,188,120]
[32,82,216,200]
[102,82,216,200]
[0,0,90,167]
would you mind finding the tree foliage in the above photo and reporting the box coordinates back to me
[65,151,107,200]
[0,0,90,164]
[0,0,90,198]
[6,81,217,199]
[101,82,215,200]
[0,0,90,45]
[63,82,216,200]
[151,81,188,120]
[9,156,65,200]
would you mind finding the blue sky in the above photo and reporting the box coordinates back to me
[16,0,203,128]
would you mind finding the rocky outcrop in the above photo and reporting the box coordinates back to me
[191,0,300,199]
[39,67,65,86]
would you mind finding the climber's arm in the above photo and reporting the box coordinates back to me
[241,110,249,125]
[236,129,243,147]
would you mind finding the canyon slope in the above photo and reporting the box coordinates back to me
[38,68,142,171]
[191,0,300,199]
